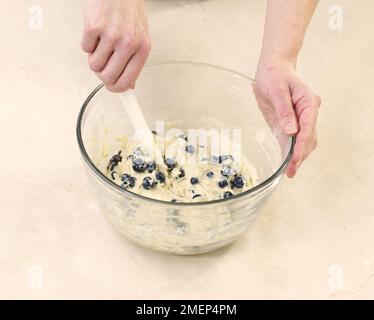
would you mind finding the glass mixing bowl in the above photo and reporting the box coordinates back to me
[76,61,295,255]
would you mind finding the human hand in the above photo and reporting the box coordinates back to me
[81,0,151,92]
[252,59,321,178]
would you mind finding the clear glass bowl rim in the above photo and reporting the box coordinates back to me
[76,60,295,207]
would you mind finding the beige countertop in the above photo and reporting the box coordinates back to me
[0,0,373,299]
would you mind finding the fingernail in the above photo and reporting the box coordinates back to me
[286,123,297,134]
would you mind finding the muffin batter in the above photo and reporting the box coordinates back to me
[104,131,257,203]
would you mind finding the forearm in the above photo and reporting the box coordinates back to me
[259,0,319,68]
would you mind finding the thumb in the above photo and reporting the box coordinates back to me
[268,87,298,136]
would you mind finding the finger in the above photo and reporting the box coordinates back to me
[253,83,291,157]
[268,86,299,136]
[252,83,279,130]
[286,162,298,178]
[97,46,133,86]
[294,94,320,159]
[286,124,313,178]
[81,25,100,53]
[88,35,116,73]
[106,41,150,92]
[286,95,320,178]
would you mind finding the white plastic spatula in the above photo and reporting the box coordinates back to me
[119,90,167,173]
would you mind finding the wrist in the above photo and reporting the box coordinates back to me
[257,52,297,73]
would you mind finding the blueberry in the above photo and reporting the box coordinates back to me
[164,158,177,171]
[155,171,166,183]
[211,156,220,164]
[190,177,199,185]
[121,173,131,181]
[218,179,228,188]
[121,174,136,188]
[142,176,155,190]
[223,191,233,199]
[192,194,201,199]
[107,151,122,171]
[146,161,156,173]
[179,134,188,141]
[232,176,244,188]
[178,168,185,178]
[206,171,214,178]
[132,146,144,157]
[128,177,136,188]
[111,171,118,180]
[132,158,147,173]
[219,155,234,163]
[221,165,233,177]
[112,151,122,162]
[185,145,195,154]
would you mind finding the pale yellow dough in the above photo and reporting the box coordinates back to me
[104,132,258,203]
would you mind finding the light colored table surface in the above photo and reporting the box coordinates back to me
[1,0,373,299]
